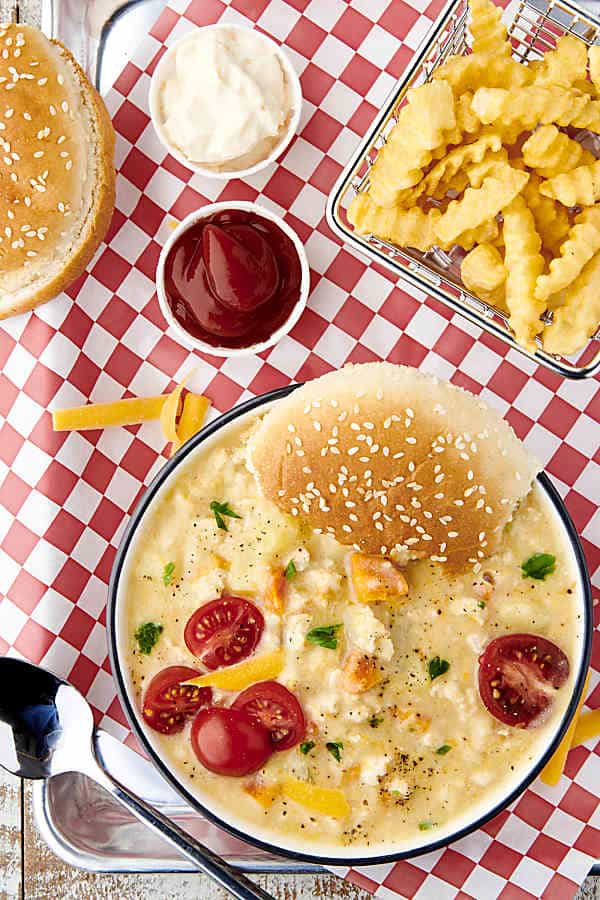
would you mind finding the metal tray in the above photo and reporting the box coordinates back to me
[326,0,600,380]
[30,0,321,874]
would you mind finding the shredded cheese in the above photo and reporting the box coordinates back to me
[52,396,168,431]
[540,671,590,786]
[281,777,350,819]
[183,650,284,691]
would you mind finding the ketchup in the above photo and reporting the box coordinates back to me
[163,210,303,349]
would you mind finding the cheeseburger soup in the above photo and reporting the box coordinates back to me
[124,417,580,850]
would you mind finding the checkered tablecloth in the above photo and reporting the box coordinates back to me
[0,0,599,896]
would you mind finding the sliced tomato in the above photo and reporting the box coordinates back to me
[184,596,264,670]
[232,680,306,751]
[191,706,272,776]
[142,665,212,735]
[478,634,570,728]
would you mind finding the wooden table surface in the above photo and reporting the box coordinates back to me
[0,1,598,898]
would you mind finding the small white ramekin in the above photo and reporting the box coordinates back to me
[149,24,302,180]
[156,201,310,358]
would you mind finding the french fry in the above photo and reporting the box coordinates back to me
[543,251,600,355]
[503,196,546,351]
[529,34,587,87]
[589,44,600,96]
[434,167,528,246]
[521,125,594,179]
[534,207,600,302]
[348,193,440,252]
[461,243,506,309]
[523,174,571,256]
[471,85,600,132]
[540,158,600,207]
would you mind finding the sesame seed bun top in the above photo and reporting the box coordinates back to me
[249,363,540,570]
[0,24,115,318]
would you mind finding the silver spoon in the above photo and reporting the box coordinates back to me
[0,657,275,900]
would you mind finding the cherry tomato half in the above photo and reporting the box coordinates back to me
[191,706,272,776]
[184,596,264,670]
[142,665,212,735]
[232,680,306,751]
[478,634,570,728]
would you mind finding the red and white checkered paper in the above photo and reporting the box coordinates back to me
[0,0,598,895]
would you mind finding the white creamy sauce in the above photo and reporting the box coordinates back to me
[158,27,290,169]
[123,418,581,851]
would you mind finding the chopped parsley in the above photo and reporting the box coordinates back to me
[326,741,343,762]
[368,715,384,729]
[521,552,556,580]
[418,821,436,831]
[306,623,342,650]
[436,744,452,755]
[162,561,175,586]
[134,621,163,655]
[284,560,297,580]
[210,500,241,532]
[477,600,486,609]
[428,656,450,680]
[299,741,315,755]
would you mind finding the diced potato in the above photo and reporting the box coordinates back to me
[281,777,350,819]
[184,650,284,690]
[341,650,381,694]
[264,570,286,616]
[349,552,408,604]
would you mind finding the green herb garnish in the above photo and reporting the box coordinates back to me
[477,600,486,609]
[299,741,315,755]
[306,623,342,650]
[521,552,556,580]
[210,500,242,532]
[284,560,297,580]
[436,744,452,755]
[369,715,383,729]
[326,741,343,762]
[428,656,450,680]
[418,821,436,831]
[162,561,175,586]
[134,621,163,655]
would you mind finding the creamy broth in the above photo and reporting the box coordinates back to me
[123,418,581,851]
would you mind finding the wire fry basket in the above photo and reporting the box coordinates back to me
[326,0,600,379]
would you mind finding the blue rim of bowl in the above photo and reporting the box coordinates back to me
[107,385,593,867]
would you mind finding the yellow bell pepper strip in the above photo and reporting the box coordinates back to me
[159,375,190,445]
[281,777,350,819]
[243,780,280,808]
[52,395,169,431]
[540,671,590,786]
[183,650,284,691]
[572,709,600,748]
[170,392,210,455]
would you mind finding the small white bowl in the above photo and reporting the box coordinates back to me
[149,24,302,180]
[156,201,310,358]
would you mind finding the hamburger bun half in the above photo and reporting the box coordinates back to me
[0,24,115,318]
[250,363,540,570]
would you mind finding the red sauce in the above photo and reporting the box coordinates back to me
[163,210,303,349]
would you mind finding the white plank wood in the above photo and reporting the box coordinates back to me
[0,768,22,900]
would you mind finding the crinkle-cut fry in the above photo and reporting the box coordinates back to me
[471,85,600,132]
[503,195,545,351]
[464,148,510,187]
[442,92,482,147]
[534,207,600,302]
[521,125,594,179]
[461,243,506,293]
[422,133,502,200]
[452,217,499,251]
[434,167,528,245]
[469,0,512,57]
[540,158,600,206]
[347,192,440,251]
[523,174,571,256]
[543,251,600,355]
[368,81,456,206]
[433,52,530,96]
[529,34,587,87]
[589,45,600,96]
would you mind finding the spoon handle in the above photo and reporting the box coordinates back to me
[89,761,275,900]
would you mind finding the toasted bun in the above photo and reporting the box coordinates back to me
[0,24,115,318]
[250,363,540,570]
